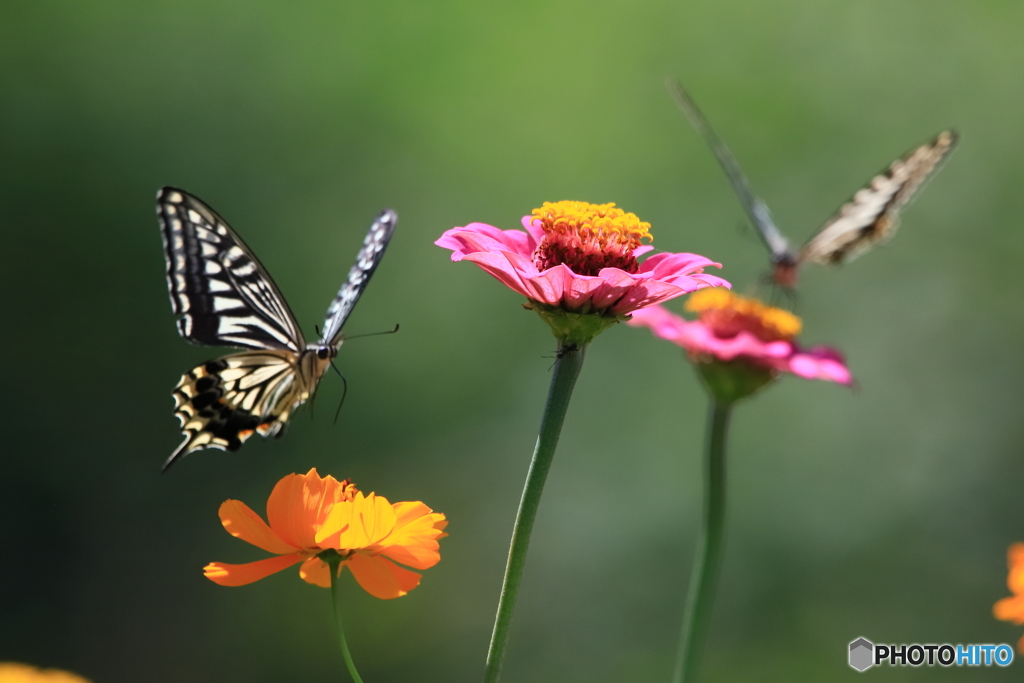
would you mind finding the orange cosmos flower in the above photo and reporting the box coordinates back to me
[0,663,91,683]
[203,468,447,599]
[994,543,1024,651]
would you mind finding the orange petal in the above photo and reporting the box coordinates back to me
[218,500,296,555]
[376,504,447,569]
[317,492,397,549]
[379,543,440,570]
[298,556,334,588]
[203,553,304,586]
[266,469,346,549]
[346,553,421,599]
[1010,543,1024,564]
[0,663,92,683]
[389,503,448,538]
[994,595,1024,624]
[392,500,433,526]
[1008,543,1024,594]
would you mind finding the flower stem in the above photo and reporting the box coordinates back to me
[329,561,366,683]
[483,342,587,683]
[673,398,733,683]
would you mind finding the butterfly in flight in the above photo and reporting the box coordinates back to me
[667,80,958,289]
[157,187,397,470]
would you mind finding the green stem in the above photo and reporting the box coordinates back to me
[329,560,366,683]
[483,342,587,683]
[673,398,733,683]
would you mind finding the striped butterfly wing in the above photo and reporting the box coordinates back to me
[158,187,310,469]
[320,209,398,345]
[158,187,304,352]
[668,80,793,263]
[798,130,959,266]
[166,351,309,469]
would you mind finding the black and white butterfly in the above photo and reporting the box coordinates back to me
[668,81,958,289]
[157,187,397,470]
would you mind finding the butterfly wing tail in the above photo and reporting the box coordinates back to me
[163,435,202,472]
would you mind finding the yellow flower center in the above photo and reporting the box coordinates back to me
[685,289,801,342]
[531,201,652,276]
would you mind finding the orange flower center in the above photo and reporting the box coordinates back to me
[685,289,801,342]
[337,478,358,500]
[531,201,652,276]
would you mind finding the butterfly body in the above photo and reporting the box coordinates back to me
[158,187,396,469]
[668,81,958,289]
[770,254,800,290]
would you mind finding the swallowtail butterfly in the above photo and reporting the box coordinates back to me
[668,81,958,288]
[157,187,396,470]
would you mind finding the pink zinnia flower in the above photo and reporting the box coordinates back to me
[628,289,852,386]
[437,201,728,345]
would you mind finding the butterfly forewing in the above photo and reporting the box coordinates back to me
[320,209,398,344]
[668,80,792,261]
[798,130,959,266]
[158,188,304,352]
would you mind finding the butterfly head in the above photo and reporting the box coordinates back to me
[310,343,339,360]
[770,252,799,289]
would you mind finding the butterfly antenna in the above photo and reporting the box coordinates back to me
[736,218,762,247]
[743,268,798,310]
[343,323,400,342]
[329,361,349,425]
[745,275,770,298]
[766,280,799,311]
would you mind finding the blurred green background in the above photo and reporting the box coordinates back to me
[2,1,1023,681]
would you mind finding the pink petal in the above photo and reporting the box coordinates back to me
[788,348,853,385]
[682,273,732,289]
[436,224,535,260]
[608,279,697,315]
[521,264,578,307]
[458,251,536,299]
[520,216,546,246]
[628,305,852,385]
[638,252,722,277]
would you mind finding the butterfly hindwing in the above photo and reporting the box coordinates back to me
[798,130,959,266]
[158,187,304,352]
[166,351,311,469]
[320,209,398,344]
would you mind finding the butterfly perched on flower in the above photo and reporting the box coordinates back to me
[668,81,958,289]
[157,187,396,470]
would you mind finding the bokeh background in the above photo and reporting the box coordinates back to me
[2,1,1023,681]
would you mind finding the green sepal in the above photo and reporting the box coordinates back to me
[693,357,775,404]
[526,301,624,346]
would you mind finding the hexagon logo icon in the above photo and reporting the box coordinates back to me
[849,637,874,671]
